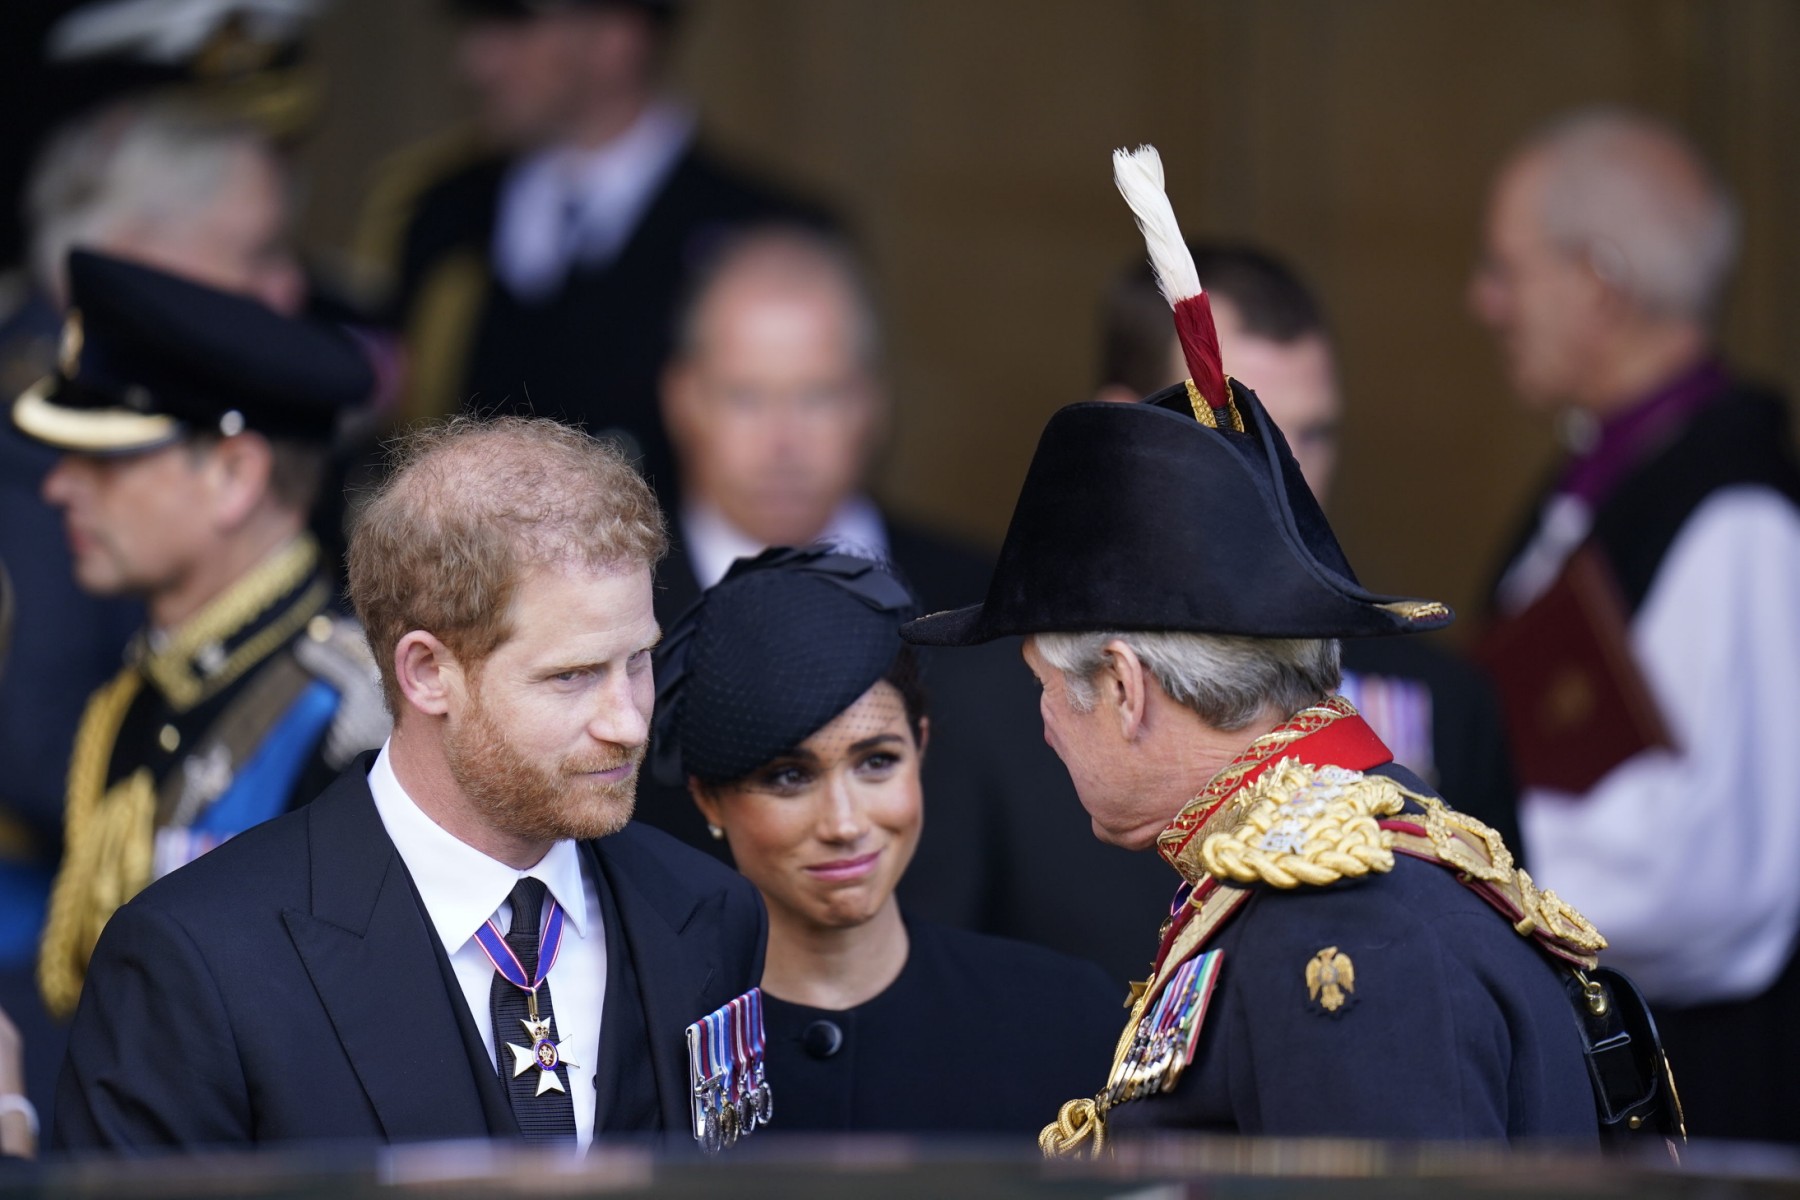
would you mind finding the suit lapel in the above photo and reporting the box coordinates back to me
[281,762,496,1142]
[591,830,721,1134]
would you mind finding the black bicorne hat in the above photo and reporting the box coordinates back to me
[651,547,917,788]
[901,145,1450,648]
[12,251,374,455]
[901,378,1451,647]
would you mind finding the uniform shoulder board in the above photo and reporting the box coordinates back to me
[1386,793,1607,964]
[292,613,390,770]
[1198,759,1405,889]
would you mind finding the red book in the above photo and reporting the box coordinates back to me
[1474,544,1673,795]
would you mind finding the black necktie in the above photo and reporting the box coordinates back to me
[489,877,577,1145]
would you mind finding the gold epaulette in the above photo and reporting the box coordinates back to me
[1197,759,1403,889]
[1384,794,1606,968]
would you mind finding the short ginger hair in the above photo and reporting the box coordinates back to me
[348,416,668,711]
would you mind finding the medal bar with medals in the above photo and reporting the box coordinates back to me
[684,988,772,1153]
[473,893,578,1097]
[1105,949,1223,1110]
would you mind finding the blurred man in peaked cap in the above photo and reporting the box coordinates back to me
[14,251,387,1021]
[902,148,1665,1151]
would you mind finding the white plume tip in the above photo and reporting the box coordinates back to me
[1112,144,1202,307]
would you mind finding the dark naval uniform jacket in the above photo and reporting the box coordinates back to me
[36,536,388,1019]
[1046,698,1601,1150]
[54,755,768,1150]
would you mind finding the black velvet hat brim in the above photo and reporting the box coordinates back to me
[902,383,1452,647]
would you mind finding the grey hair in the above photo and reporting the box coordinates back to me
[1035,630,1341,732]
[26,100,276,298]
[673,223,883,370]
[1525,106,1739,322]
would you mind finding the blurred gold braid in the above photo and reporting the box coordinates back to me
[38,668,152,1017]
[37,536,321,1015]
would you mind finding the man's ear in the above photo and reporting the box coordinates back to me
[204,433,276,531]
[1098,638,1149,740]
[394,631,462,717]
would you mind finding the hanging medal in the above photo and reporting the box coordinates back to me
[473,893,578,1096]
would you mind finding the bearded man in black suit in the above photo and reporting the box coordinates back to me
[56,417,766,1152]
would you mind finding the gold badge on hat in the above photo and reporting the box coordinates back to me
[59,310,84,378]
[1306,946,1355,1013]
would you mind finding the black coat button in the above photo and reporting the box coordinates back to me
[802,1019,844,1059]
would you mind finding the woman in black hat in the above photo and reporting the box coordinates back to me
[651,547,1119,1135]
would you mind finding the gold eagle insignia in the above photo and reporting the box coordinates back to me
[1198,759,1403,888]
[1306,946,1355,1012]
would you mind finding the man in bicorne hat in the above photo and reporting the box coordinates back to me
[13,251,388,1021]
[903,149,1640,1147]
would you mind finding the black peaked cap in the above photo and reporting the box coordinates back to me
[651,547,917,787]
[901,378,1452,646]
[12,251,374,454]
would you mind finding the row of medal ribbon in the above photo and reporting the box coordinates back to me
[685,987,772,1152]
[1104,949,1223,1109]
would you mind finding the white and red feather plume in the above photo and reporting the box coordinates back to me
[1111,145,1227,413]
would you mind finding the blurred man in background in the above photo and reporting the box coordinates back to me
[656,227,990,613]
[1098,243,1522,853]
[16,252,386,1025]
[1470,106,1800,1141]
[360,0,829,503]
[0,96,311,1137]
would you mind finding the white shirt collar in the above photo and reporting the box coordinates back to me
[366,741,590,951]
[681,495,890,590]
[493,98,695,299]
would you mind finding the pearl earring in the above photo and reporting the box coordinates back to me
[708,823,725,841]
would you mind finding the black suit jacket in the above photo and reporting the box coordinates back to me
[53,757,767,1151]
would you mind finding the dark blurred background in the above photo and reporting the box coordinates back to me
[6,1,1795,627]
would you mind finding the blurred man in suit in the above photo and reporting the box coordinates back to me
[360,0,828,503]
[1098,242,1522,854]
[1471,107,1800,1141]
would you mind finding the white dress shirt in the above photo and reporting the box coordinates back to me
[681,495,890,590]
[367,743,607,1149]
[1513,487,1800,1005]
[493,99,695,300]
